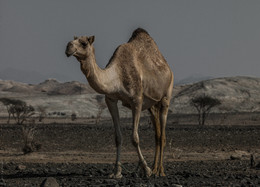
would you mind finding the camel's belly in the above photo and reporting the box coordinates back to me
[121,96,158,111]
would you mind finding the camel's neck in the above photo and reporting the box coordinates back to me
[79,50,118,95]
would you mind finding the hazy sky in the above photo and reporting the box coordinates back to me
[1,1,260,84]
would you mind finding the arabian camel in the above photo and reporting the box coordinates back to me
[65,28,173,178]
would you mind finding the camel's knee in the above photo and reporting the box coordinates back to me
[161,97,170,107]
[132,132,139,147]
[161,136,166,147]
[155,132,161,145]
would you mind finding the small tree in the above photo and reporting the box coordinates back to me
[0,98,39,154]
[190,95,221,126]
[22,120,41,154]
[0,98,25,124]
[9,101,35,125]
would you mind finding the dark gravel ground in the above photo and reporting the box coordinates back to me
[0,113,260,186]
[1,117,260,153]
[2,160,260,186]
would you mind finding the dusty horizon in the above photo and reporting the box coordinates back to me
[1,1,260,84]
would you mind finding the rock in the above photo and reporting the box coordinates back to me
[40,177,59,187]
[103,179,118,185]
[16,164,26,170]
[203,174,212,178]
[172,185,183,187]
[97,169,106,175]
[230,155,241,160]
[0,178,6,187]
[95,180,103,185]
[255,162,260,170]
[49,168,57,174]
[250,154,255,167]
[230,150,250,160]
[131,172,139,178]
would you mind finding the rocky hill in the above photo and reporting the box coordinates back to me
[34,79,95,95]
[171,76,260,114]
[0,76,259,118]
[0,79,95,95]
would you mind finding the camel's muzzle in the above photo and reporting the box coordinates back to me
[65,50,74,57]
[65,42,76,57]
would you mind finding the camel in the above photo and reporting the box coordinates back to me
[65,28,174,178]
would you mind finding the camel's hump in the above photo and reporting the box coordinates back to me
[128,28,150,43]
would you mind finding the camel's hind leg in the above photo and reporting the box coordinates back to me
[132,101,152,177]
[148,106,161,175]
[157,96,171,176]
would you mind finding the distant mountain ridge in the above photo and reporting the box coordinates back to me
[0,68,80,84]
[0,76,260,117]
[1,67,215,85]
[175,75,214,85]
[0,79,95,95]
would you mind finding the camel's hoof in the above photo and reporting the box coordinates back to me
[145,167,152,178]
[157,169,166,177]
[109,173,123,179]
[152,167,158,175]
[159,171,166,177]
[153,167,166,177]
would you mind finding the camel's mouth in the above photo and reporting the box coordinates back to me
[66,50,77,57]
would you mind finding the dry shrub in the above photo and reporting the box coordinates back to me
[169,138,183,159]
[22,121,41,154]
[71,113,77,121]
[37,106,47,122]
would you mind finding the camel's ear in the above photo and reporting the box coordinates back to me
[88,36,95,44]
[74,36,78,40]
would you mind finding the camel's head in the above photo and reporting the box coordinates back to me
[65,36,95,60]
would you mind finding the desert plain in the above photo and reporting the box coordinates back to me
[0,76,260,186]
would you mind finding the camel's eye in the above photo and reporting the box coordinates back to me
[79,40,87,48]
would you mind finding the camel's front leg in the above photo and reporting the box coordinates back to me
[105,97,122,179]
[132,103,152,177]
